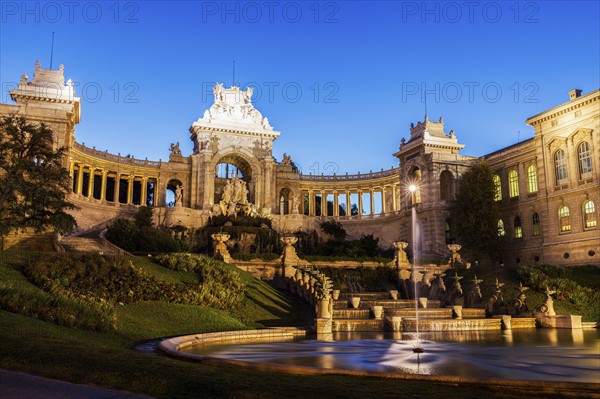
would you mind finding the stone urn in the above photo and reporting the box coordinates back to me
[332,289,340,300]
[211,233,232,263]
[418,297,428,309]
[389,290,399,300]
[350,296,361,309]
[372,305,383,319]
[318,298,332,319]
[295,270,303,282]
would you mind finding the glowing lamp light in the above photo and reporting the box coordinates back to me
[408,184,418,193]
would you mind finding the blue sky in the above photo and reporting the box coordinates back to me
[1,1,599,174]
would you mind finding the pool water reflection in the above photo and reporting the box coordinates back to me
[183,329,600,383]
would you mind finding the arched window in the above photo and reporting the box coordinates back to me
[497,219,505,236]
[558,206,571,232]
[583,200,597,228]
[216,162,243,179]
[514,216,522,238]
[508,170,519,198]
[554,150,568,184]
[527,164,538,193]
[532,212,541,236]
[493,175,502,201]
[577,142,593,179]
[440,170,454,200]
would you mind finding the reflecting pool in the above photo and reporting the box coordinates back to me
[182,329,600,383]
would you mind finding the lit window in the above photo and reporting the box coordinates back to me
[508,170,519,198]
[527,164,538,193]
[497,219,505,236]
[559,206,571,232]
[577,142,593,179]
[493,175,502,201]
[554,150,568,184]
[532,212,541,236]
[583,200,597,228]
[514,216,522,238]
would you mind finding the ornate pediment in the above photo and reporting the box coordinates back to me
[192,83,279,135]
[190,83,280,156]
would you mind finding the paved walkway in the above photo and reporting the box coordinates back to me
[0,369,156,399]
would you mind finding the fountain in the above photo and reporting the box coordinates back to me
[160,234,596,390]
[408,183,423,353]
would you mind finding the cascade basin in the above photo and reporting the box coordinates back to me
[181,329,600,383]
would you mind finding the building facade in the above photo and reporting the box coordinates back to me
[1,62,598,265]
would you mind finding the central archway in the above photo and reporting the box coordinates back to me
[214,153,254,204]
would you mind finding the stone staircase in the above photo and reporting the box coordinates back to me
[58,236,122,255]
[330,291,531,332]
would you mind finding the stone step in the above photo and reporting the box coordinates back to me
[401,317,502,332]
[59,237,117,255]
[332,318,385,332]
[333,299,441,309]
[332,309,371,319]
[386,308,453,318]
[337,292,393,300]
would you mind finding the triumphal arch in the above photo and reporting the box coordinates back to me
[1,61,598,266]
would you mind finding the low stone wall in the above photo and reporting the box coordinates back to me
[158,327,309,360]
[1,229,56,252]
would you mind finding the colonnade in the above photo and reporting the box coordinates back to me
[300,184,400,217]
[70,161,158,206]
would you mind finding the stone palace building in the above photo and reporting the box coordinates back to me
[1,62,598,266]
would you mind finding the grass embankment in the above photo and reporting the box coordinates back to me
[0,252,596,399]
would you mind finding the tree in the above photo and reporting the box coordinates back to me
[0,115,77,236]
[134,206,154,228]
[450,161,502,256]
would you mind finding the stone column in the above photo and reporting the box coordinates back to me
[392,184,398,211]
[114,174,120,203]
[381,188,386,214]
[358,190,363,216]
[76,164,84,195]
[308,190,314,215]
[87,167,94,198]
[566,138,579,184]
[333,191,339,217]
[127,175,134,204]
[321,190,326,216]
[345,191,350,216]
[141,177,148,206]
[370,188,375,215]
[100,170,107,201]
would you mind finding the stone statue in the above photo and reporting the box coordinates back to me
[428,272,446,301]
[464,274,484,308]
[169,142,182,156]
[213,83,224,102]
[509,282,530,317]
[486,278,506,316]
[281,153,292,166]
[442,272,464,307]
[175,184,183,206]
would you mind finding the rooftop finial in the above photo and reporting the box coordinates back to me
[50,32,55,69]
